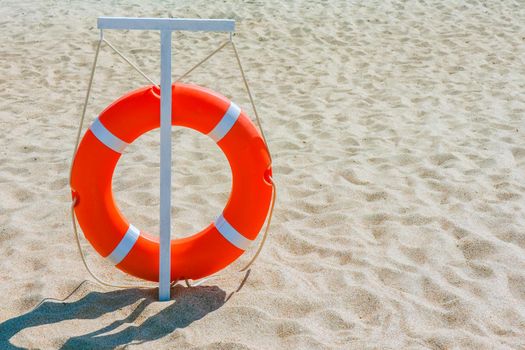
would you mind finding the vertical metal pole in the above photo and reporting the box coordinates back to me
[159,29,172,301]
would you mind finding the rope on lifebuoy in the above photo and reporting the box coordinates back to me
[70,32,276,289]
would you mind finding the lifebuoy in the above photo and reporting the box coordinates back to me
[70,83,273,282]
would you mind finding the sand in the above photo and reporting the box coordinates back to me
[1,0,525,348]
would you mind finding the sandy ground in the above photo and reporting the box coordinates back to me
[1,0,525,349]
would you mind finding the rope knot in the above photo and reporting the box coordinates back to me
[71,190,79,207]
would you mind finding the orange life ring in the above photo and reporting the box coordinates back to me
[70,83,273,282]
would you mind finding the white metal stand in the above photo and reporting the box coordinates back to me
[97,17,236,301]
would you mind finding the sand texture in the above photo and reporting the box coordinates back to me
[1,0,525,349]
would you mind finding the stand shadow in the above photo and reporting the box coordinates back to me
[0,280,233,349]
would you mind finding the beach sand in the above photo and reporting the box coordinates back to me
[1,0,525,348]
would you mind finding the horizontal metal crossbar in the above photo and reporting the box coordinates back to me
[98,17,235,32]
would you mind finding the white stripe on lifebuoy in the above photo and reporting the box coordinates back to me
[214,213,252,250]
[106,224,140,264]
[207,102,241,142]
[90,118,129,153]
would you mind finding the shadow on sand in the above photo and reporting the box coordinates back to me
[0,272,250,349]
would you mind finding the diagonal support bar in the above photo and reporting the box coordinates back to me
[102,38,159,87]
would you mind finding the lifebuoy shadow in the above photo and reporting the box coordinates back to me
[0,275,249,349]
